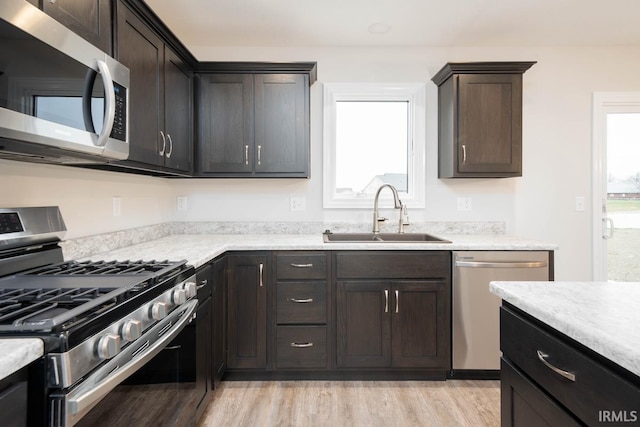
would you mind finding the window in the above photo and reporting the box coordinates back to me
[323,83,426,208]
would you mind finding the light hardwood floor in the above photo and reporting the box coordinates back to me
[200,380,500,427]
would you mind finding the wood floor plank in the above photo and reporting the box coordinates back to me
[200,380,500,427]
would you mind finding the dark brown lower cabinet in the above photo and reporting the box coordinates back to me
[211,257,226,387]
[195,264,213,422]
[226,253,268,370]
[501,358,581,427]
[336,280,450,369]
[500,305,640,426]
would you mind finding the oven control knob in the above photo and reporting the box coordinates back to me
[183,281,197,299]
[121,319,143,341]
[97,334,121,360]
[151,301,168,320]
[172,289,187,305]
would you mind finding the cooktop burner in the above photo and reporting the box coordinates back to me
[0,259,189,333]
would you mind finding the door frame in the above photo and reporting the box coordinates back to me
[591,92,640,281]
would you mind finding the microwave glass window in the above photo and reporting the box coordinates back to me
[35,96,105,134]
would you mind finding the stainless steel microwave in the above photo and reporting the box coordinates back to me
[0,0,129,164]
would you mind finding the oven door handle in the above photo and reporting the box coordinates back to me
[65,299,198,423]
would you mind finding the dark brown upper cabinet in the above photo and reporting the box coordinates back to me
[115,1,193,175]
[35,0,112,53]
[432,62,536,178]
[196,63,316,178]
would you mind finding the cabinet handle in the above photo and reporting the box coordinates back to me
[461,144,467,164]
[159,131,166,156]
[536,350,576,382]
[384,289,389,313]
[259,263,264,287]
[245,145,249,165]
[257,145,262,166]
[290,342,313,348]
[197,279,208,290]
[395,289,399,313]
[290,263,313,268]
[166,133,173,159]
[287,298,313,303]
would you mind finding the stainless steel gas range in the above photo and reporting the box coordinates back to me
[0,207,200,426]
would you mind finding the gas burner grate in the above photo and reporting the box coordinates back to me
[0,286,126,330]
[24,259,181,276]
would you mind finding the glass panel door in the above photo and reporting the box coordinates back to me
[605,113,640,281]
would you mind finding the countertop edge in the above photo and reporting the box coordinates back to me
[490,281,640,378]
[0,338,44,381]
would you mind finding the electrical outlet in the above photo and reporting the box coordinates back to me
[177,196,188,211]
[112,196,121,217]
[457,197,472,212]
[575,196,585,212]
[290,196,306,212]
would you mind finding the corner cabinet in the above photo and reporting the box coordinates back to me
[335,251,451,374]
[195,63,316,178]
[115,1,193,175]
[432,62,535,178]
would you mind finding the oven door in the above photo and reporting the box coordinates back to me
[50,299,198,427]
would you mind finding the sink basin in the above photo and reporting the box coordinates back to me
[322,232,450,243]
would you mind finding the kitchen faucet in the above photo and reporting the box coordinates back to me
[372,184,410,234]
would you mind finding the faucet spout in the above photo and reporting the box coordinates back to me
[372,184,407,233]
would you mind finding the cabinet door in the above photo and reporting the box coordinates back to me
[456,73,522,175]
[254,74,308,175]
[501,358,581,427]
[164,47,192,172]
[211,257,226,387]
[43,0,112,53]
[116,2,164,167]
[391,281,450,368]
[336,281,391,368]
[198,74,254,174]
[226,254,268,370]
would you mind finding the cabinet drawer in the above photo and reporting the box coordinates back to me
[276,254,327,279]
[336,251,450,279]
[501,306,640,426]
[276,282,327,324]
[276,326,327,369]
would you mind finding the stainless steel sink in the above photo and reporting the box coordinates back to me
[322,232,450,243]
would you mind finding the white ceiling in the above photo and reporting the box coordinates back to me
[145,0,640,48]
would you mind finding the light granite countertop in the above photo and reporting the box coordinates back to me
[83,233,558,268]
[0,338,43,380]
[490,281,640,378]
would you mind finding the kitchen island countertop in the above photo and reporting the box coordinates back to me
[81,233,558,268]
[0,338,43,381]
[490,280,640,378]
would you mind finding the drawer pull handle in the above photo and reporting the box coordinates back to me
[536,350,576,382]
[290,342,313,348]
[288,298,314,303]
[290,263,313,268]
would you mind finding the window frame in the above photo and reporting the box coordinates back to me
[322,82,426,209]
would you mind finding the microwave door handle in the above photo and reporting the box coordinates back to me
[81,69,97,134]
[94,60,116,147]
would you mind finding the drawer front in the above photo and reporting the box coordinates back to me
[276,253,327,280]
[276,282,327,324]
[276,326,327,369]
[336,251,451,279]
[501,306,640,426]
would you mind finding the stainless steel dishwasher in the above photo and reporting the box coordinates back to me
[451,251,550,378]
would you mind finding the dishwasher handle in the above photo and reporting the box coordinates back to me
[455,260,548,268]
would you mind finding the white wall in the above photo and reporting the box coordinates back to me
[2,45,640,280]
